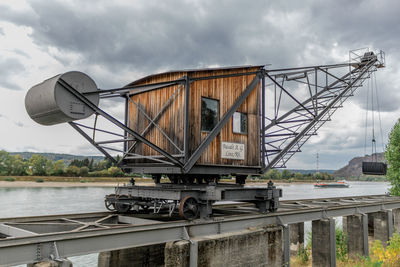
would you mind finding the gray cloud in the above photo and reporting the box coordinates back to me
[0,58,25,90]
[0,1,309,72]
[71,143,109,157]
[18,145,40,153]
[309,1,400,54]
[0,27,4,36]
[0,4,37,26]
[351,68,400,112]
[29,1,258,69]
[1,1,395,73]
[0,114,26,128]
[290,146,363,170]
[12,49,31,59]
[14,121,24,127]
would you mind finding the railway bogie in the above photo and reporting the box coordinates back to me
[105,180,282,220]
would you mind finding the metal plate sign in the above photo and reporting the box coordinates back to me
[221,142,245,160]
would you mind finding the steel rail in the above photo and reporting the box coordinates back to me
[0,194,391,222]
[1,194,400,265]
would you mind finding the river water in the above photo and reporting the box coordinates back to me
[0,181,390,266]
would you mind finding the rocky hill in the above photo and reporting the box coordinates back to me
[334,153,385,178]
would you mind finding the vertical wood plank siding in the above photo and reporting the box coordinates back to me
[127,67,261,167]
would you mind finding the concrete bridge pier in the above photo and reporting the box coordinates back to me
[98,243,165,267]
[368,212,376,237]
[312,218,336,267]
[393,208,400,232]
[166,226,283,267]
[98,225,283,267]
[344,214,369,258]
[289,222,304,256]
[27,259,72,267]
[373,210,394,247]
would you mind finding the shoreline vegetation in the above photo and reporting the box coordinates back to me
[0,175,388,188]
[0,149,387,188]
[0,150,387,184]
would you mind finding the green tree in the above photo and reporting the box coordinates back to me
[82,158,89,167]
[114,155,121,166]
[52,160,66,176]
[69,159,83,167]
[88,158,94,171]
[79,166,89,177]
[264,169,282,180]
[294,172,303,180]
[0,152,28,176]
[0,150,12,175]
[385,119,400,195]
[105,158,113,169]
[108,166,124,177]
[95,160,109,171]
[65,165,80,177]
[28,154,49,176]
[9,155,27,176]
[281,169,292,179]
[45,159,54,175]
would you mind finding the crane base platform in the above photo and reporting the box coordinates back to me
[105,181,282,220]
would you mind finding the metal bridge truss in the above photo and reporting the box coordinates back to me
[61,49,385,175]
[0,194,398,266]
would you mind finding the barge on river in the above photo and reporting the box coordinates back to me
[314,180,350,188]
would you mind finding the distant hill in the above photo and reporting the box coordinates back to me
[334,153,385,178]
[287,169,336,174]
[7,151,385,178]
[9,152,104,165]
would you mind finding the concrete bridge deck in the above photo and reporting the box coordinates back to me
[1,194,400,266]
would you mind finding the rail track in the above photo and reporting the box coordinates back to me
[1,194,399,266]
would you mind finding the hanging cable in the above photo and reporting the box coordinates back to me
[364,70,385,163]
[364,78,370,156]
[373,71,385,154]
[371,71,377,161]
[360,50,387,176]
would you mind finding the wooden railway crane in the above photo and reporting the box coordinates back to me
[25,48,385,219]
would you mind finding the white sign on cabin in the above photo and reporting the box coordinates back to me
[221,142,245,160]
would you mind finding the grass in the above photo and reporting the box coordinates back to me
[292,232,400,267]
[0,176,237,184]
[0,175,139,183]
[292,224,347,266]
[2,177,16,182]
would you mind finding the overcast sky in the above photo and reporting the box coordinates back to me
[0,0,399,170]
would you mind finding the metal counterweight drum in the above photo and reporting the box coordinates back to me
[25,71,99,126]
[362,162,387,175]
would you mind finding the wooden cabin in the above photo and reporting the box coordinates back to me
[124,65,263,178]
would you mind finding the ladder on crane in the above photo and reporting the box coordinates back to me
[261,49,385,172]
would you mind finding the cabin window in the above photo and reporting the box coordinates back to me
[201,97,219,132]
[233,112,247,134]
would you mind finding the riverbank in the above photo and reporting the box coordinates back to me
[0,181,120,187]
[0,176,148,187]
[0,180,267,188]
[0,176,385,188]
